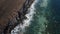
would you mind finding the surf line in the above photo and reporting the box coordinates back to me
[11,0,37,34]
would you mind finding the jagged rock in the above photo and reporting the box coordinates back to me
[0,0,34,34]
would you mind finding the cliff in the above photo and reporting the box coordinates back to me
[0,0,34,34]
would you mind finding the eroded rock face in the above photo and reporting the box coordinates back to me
[0,0,34,34]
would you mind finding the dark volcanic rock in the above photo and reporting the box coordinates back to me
[0,0,34,34]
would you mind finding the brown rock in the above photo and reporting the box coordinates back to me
[0,0,34,34]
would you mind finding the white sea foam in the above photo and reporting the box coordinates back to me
[11,0,36,34]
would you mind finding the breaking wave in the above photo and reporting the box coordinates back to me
[25,0,51,34]
[11,0,36,34]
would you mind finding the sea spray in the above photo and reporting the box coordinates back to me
[11,0,36,34]
[25,0,51,34]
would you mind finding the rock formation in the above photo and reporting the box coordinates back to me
[0,0,34,34]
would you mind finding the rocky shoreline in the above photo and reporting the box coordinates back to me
[0,0,34,34]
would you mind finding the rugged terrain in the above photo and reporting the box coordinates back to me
[0,0,34,34]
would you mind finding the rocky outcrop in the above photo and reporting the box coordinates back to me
[0,0,34,34]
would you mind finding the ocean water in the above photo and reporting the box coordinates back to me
[25,0,50,34]
[11,0,50,34]
[11,0,60,34]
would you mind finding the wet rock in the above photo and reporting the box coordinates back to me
[0,0,34,34]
